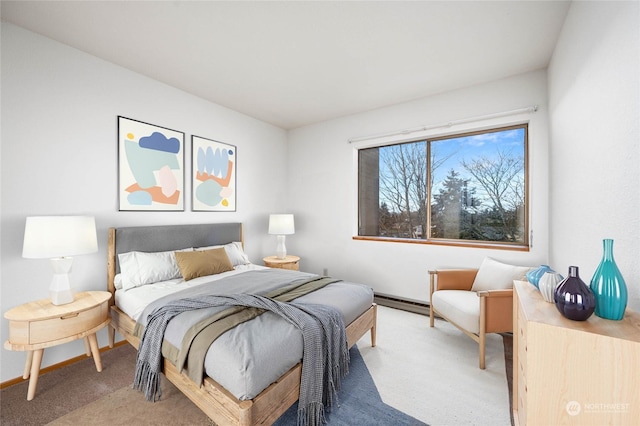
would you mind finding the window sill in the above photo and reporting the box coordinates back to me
[352,236,530,252]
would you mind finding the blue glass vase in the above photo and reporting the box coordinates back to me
[590,239,628,320]
[526,264,553,288]
[554,266,595,321]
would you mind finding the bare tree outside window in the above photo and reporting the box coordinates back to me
[357,124,528,247]
[378,141,426,238]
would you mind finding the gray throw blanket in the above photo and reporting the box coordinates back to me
[133,293,349,426]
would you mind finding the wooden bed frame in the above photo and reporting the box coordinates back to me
[106,223,377,426]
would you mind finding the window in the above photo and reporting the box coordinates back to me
[357,124,528,247]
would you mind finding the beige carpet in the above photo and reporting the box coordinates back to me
[2,306,511,425]
[47,379,211,426]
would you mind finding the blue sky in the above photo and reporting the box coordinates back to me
[374,126,525,212]
[431,127,525,190]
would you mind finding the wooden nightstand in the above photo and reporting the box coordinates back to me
[263,255,300,271]
[4,291,111,400]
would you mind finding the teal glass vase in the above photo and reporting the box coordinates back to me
[590,239,628,320]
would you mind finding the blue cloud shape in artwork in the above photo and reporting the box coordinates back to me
[139,132,181,153]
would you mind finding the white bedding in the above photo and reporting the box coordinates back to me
[116,265,374,400]
[115,264,267,321]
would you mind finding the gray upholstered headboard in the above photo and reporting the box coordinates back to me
[107,223,243,294]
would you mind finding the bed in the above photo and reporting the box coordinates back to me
[106,222,377,426]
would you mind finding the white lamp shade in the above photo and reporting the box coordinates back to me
[23,216,98,259]
[268,214,295,235]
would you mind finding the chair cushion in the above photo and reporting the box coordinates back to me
[431,290,480,334]
[471,257,532,292]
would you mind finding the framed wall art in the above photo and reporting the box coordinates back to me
[118,116,185,211]
[192,135,236,211]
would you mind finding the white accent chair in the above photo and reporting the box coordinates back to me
[429,257,532,369]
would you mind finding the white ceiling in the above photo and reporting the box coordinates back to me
[1,1,571,129]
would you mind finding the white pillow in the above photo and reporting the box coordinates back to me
[471,257,532,292]
[118,248,192,291]
[196,242,250,266]
[114,273,123,290]
[224,242,251,266]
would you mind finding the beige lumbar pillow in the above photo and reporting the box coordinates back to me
[175,248,234,281]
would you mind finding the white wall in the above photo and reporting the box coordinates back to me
[0,23,288,382]
[548,1,640,311]
[4,0,637,386]
[288,71,550,302]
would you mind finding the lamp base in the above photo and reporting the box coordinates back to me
[50,288,74,305]
[49,257,75,305]
[275,235,287,259]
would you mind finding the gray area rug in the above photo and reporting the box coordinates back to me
[274,346,426,425]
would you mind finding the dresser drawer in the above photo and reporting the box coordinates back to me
[26,303,107,345]
[517,305,527,368]
[263,256,300,271]
[517,331,527,375]
[517,383,527,426]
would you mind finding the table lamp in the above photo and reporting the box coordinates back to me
[22,216,98,305]
[268,214,295,259]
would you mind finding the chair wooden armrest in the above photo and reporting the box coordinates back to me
[476,289,512,297]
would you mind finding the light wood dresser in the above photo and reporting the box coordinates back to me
[513,280,640,425]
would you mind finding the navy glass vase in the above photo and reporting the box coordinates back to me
[554,266,595,321]
[590,239,628,320]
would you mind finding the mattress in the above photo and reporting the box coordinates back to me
[115,265,374,400]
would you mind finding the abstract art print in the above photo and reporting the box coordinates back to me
[118,116,185,211]
[192,135,236,211]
